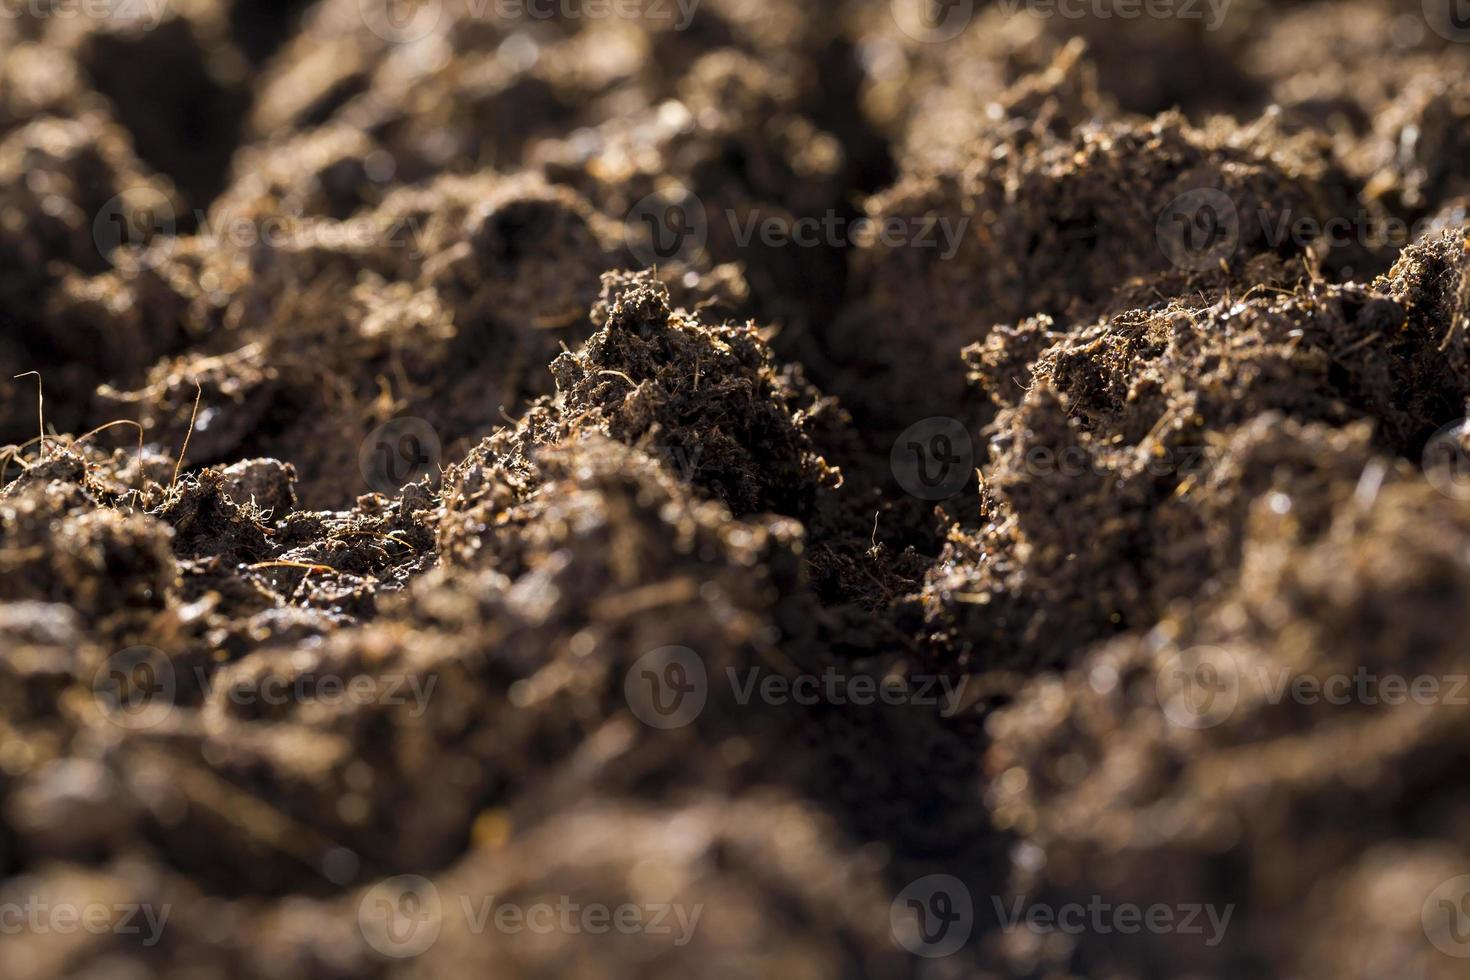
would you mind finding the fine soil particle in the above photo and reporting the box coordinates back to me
[3,2,1470,979]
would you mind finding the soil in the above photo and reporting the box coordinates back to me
[3,1,1470,978]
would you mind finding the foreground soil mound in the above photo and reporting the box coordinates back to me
[4,1,1470,978]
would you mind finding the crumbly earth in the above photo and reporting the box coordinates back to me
[3,2,1470,978]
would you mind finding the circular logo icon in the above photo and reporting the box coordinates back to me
[1424,419,1470,500]
[359,875,443,959]
[891,417,974,501]
[359,417,442,494]
[92,646,177,730]
[624,188,708,268]
[359,0,443,43]
[1425,0,1470,43]
[624,646,707,730]
[1157,188,1240,272]
[890,0,974,43]
[93,188,176,271]
[891,874,973,958]
[1423,875,1470,958]
[1156,645,1239,730]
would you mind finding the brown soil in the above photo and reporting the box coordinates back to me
[4,1,1470,978]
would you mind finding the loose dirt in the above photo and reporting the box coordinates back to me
[3,1,1470,978]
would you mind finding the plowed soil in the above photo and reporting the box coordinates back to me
[4,2,1470,978]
